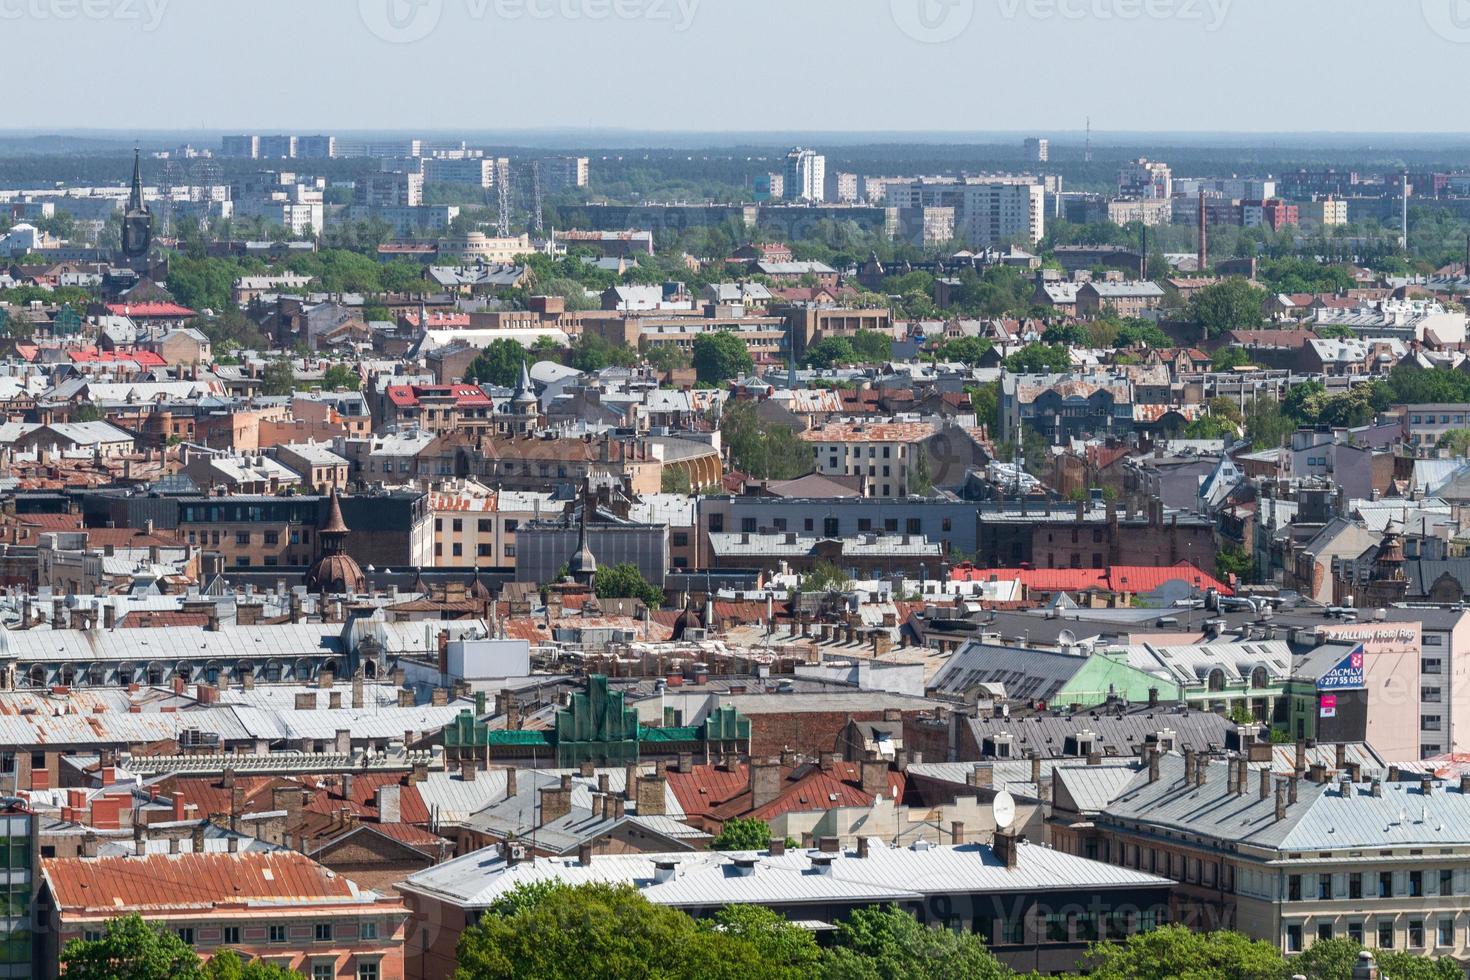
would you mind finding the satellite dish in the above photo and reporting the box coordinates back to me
[1057,629,1077,646]
[992,790,1016,832]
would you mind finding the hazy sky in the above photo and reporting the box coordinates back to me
[6,0,1468,134]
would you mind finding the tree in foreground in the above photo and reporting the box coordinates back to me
[1079,924,1287,980]
[1295,937,1462,980]
[453,882,801,980]
[709,816,775,851]
[59,915,302,980]
[692,331,754,383]
[593,562,664,607]
[822,904,1012,980]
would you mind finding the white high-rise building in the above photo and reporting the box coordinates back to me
[1024,138,1049,163]
[1117,158,1173,200]
[783,148,826,202]
[891,176,1045,247]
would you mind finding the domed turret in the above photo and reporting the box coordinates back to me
[305,488,367,596]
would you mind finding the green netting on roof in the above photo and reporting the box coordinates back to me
[486,730,552,746]
[638,726,702,742]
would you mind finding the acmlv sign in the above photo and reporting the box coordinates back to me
[1316,645,1366,692]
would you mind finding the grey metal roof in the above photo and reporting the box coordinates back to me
[1102,754,1470,853]
[963,709,1236,761]
[400,838,1169,910]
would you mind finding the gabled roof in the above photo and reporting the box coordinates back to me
[42,851,386,913]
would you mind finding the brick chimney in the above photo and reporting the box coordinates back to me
[636,769,667,816]
[860,756,889,798]
[992,829,1021,870]
[749,759,782,809]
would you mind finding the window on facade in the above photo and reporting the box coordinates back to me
[178,928,194,946]
[906,518,921,535]
[1288,875,1302,901]
[1442,869,1454,896]
[1379,872,1393,898]
[1423,657,1443,674]
[1318,874,1333,900]
[857,519,872,532]
[824,518,839,537]
[270,925,286,944]
[1379,922,1394,949]
[315,923,332,942]
[1348,922,1363,944]
[1317,923,1333,942]
[313,966,334,980]
[1410,920,1425,948]
[1349,873,1362,899]
[1410,870,1424,896]
[1425,715,1443,731]
[359,921,379,941]
[1440,919,1455,947]
[1423,687,1442,703]
[1285,925,1301,952]
[741,517,757,533]
[234,532,249,546]
[223,926,239,945]
[478,520,492,533]
[358,964,380,980]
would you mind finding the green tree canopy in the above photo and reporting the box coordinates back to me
[801,559,851,594]
[719,400,811,480]
[692,331,754,384]
[571,333,638,372]
[1188,277,1267,338]
[848,329,894,362]
[1041,323,1090,346]
[1114,318,1171,349]
[453,882,795,980]
[1212,346,1252,372]
[803,336,857,369]
[60,915,205,980]
[823,905,1013,980]
[709,816,775,851]
[1080,924,1288,980]
[936,336,994,366]
[465,339,530,388]
[594,563,664,607]
[1005,343,1071,373]
[260,359,297,397]
[321,363,361,391]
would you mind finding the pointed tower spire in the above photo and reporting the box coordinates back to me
[567,479,598,587]
[128,146,146,212]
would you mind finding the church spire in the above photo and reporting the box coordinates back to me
[127,146,146,213]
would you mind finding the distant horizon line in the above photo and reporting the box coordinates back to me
[4,128,1470,143]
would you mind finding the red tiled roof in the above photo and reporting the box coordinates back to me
[66,348,167,368]
[951,560,1231,596]
[104,302,196,318]
[667,760,908,824]
[385,384,492,409]
[42,851,369,913]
